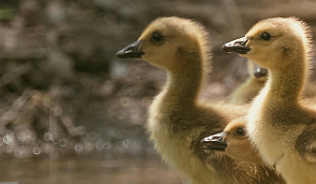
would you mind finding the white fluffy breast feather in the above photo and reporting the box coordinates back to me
[247,87,305,166]
[277,152,316,184]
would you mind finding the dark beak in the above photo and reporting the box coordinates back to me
[253,64,268,78]
[116,40,144,59]
[222,37,250,54]
[201,132,227,151]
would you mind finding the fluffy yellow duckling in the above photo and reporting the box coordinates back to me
[202,117,262,163]
[201,117,285,184]
[223,17,316,184]
[117,17,278,184]
[230,60,268,104]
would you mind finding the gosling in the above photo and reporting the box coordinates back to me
[201,117,285,184]
[223,17,316,184]
[117,16,285,184]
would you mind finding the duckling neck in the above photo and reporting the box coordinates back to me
[263,54,307,104]
[153,49,206,111]
[164,61,203,107]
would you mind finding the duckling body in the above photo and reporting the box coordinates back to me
[223,17,316,184]
[117,17,280,184]
[230,60,267,104]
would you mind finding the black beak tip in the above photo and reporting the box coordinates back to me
[221,37,251,55]
[115,40,144,59]
[221,43,231,53]
[221,44,250,54]
[115,49,144,59]
[202,142,227,151]
[201,132,227,151]
[201,137,210,143]
[115,49,126,58]
[254,71,267,78]
[254,67,268,78]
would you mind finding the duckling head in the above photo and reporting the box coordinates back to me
[202,117,262,163]
[222,17,312,70]
[116,17,211,73]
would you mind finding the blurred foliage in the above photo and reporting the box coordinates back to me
[0,9,15,20]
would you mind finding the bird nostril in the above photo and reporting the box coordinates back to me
[126,46,135,51]
[236,41,246,45]
[235,37,249,46]
[211,135,223,141]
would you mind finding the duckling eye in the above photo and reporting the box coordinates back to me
[236,128,245,136]
[152,32,163,42]
[261,32,271,41]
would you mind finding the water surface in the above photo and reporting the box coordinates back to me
[0,157,187,184]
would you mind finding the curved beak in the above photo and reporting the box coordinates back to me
[222,37,250,54]
[254,64,268,78]
[116,40,144,59]
[201,132,227,151]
